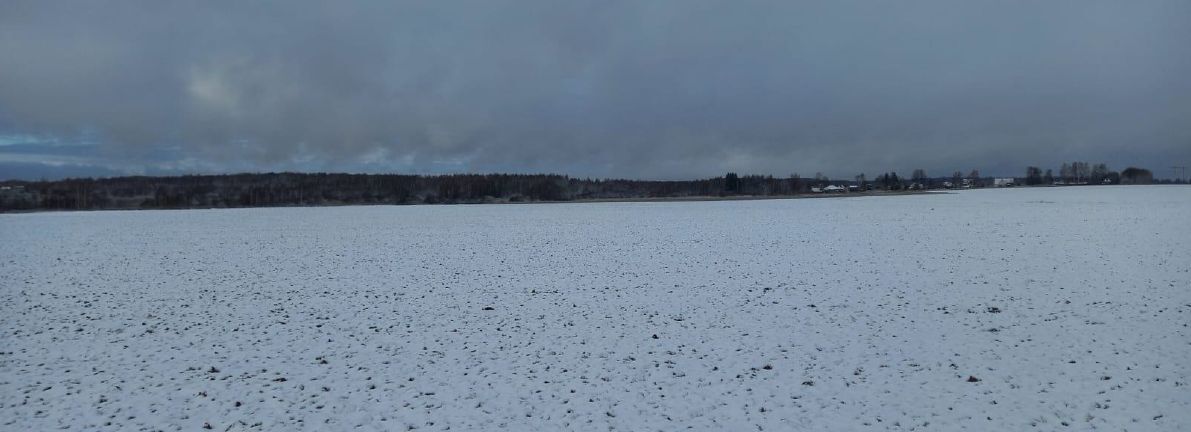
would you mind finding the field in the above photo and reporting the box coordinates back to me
[2,186,1188,431]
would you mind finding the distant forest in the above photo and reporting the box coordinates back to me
[0,172,810,211]
[0,164,1170,212]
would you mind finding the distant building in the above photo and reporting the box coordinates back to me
[993,178,1016,187]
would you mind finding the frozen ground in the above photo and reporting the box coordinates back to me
[1,186,1188,431]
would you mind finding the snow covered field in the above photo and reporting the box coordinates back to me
[2,185,1188,431]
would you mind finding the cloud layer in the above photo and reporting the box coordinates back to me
[2,1,1189,180]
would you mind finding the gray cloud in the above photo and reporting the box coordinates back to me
[2,0,1189,180]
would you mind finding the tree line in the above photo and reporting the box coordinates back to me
[1,164,1167,212]
[1022,162,1158,186]
[0,172,821,211]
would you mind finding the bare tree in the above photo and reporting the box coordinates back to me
[967,169,981,187]
[788,173,802,193]
[1091,163,1110,183]
[814,172,828,187]
[911,169,927,189]
[1025,167,1043,185]
[1072,162,1090,183]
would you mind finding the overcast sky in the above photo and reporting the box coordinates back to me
[1,1,1189,180]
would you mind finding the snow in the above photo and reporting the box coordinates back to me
[2,185,1189,431]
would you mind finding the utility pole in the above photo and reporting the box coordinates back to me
[1172,166,1187,183]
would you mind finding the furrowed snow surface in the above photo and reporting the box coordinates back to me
[1,186,1188,431]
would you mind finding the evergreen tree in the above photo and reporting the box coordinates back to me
[724,172,740,193]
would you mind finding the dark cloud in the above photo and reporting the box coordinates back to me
[2,0,1189,180]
